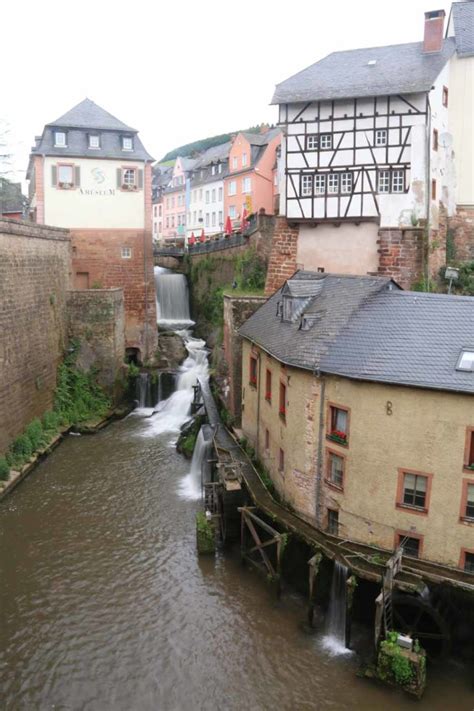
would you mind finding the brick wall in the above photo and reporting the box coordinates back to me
[67,288,125,397]
[71,228,157,362]
[376,227,425,288]
[264,217,299,296]
[223,295,267,423]
[448,205,474,262]
[0,218,71,454]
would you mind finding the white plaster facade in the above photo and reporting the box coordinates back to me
[187,177,225,239]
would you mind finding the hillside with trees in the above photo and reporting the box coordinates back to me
[161,124,273,161]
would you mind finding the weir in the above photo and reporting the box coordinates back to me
[154,266,194,329]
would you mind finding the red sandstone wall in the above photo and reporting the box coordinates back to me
[71,229,157,362]
[449,206,474,263]
[376,227,425,288]
[0,219,71,454]
[264,217,299,296]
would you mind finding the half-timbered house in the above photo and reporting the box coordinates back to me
[271,4,474,284]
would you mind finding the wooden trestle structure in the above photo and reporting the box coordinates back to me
[196,379,474,656]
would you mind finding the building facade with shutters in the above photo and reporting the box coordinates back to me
[271,3,474,286]
[239,272,474,575]
[27,98,157,362]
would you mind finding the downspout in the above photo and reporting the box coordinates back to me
[143,159,149,361]
[424,95,432,287]
[315,371,325,528]
[256,350,262,456]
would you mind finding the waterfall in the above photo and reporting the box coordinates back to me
[137,373,151,408]
[322,562,352,655]
[135,372,162,411]
[155,266,194,329]
[179,427,212,500]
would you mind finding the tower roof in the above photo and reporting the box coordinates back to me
[48,98,137,132]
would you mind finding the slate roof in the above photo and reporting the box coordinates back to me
[271,39,456,104]
[48,98,136,131]
[451,1,474,56]
[30,99,154,162]
[240,272,474,394]
[192,141,231,170]
[240,272,398,371]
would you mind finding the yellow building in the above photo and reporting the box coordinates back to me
[240,272,474,574]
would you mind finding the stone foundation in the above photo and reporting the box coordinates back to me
[376,227,425,288]
[264,217,299,296]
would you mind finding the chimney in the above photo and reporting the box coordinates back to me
[423,9,446,53]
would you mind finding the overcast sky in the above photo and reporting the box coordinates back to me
[2,0,451,183]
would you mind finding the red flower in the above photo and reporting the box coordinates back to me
[332,430,347,440]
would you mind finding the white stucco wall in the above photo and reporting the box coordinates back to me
[43,157,145,229]
[187,178,224,238]
[448,53,474,206]
[296,222,379,274]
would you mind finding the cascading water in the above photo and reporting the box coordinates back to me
[322,561,352,655]
[137,373,151,408]
[155,266,194,329]
[179,427,212,500]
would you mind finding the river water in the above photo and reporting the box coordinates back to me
[1,413,472,710]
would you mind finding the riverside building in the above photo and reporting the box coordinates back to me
[26,98,157,363]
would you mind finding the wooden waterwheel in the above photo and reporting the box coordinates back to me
[391,593,451,658]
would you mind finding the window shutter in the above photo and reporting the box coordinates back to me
[51,165,57,186]
[74,166,81,187]
[138,169,144,189]
[117,168,122,188]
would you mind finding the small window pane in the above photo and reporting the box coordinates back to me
[320,134,332,149]
[392,170,404,193]
[89,135,100,149]
[123,169,136,187]
[328,174,339,194]
[458,351,474,371]
[122,137,133,151]
[378,170,390,193]
[375,129,387,146]
[341,173,352,194]
[121,247,132,259]
[329,452,344,487]
[306,135,318,150]
[400,536,420,558]
[314,174,326,194]
[466,484,474,519]
[58,165,73,185]
[301,174,313,196]
[403,473,427,508]
[55,132,66,147]
[328,509,339,535]
[465,552,474,573]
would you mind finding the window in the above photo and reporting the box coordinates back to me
[327,509,339,535]
[198,209,203,221]
[392,170,404,193]
[211,165,216,176]
[171,197,175,208]
[328,174,339,194]
[153,205,157,217]
[314,174,326,194]
[328,405,349,444]
[320,134,332,149]
[265,369,272,402]
[265,428,270,450]
[279,448,285,473]
[218,187,223,202]
[218,163,222,174]
[218,210,223,225]
[378,170,390,193]
[89,134,100,149]
[57,164,74,188]
[193,211,196,223]
[199,189,203,201]
[463,551,474,573]
[464,428,474,468]
[121,247,132,258]
[442,86,449,107]
[301,174,313,197]
[166,217,169,228]
[433,129,439,151]
[462,482,474,520]
[306,135,318,150]
[249,355,258,386]
[211,189,216,202]
[205,191,209,204]
[122,168,137,189]
[212,212,216,227]
[233,156,238,169]
[375,129,387,146]
[341,173,352,194]
[122,136,133,151]
[228,181,237,196]
[171,215,175,227]
[401,472,428,510]
[431,179,437,201]
[158,205,162,217]
[242,153,248,167]
[242,177,251,194]
[229,205,236,219]
[398,534,421,558]
[327,451,344,489]
[205,213,210,227]
[279,381,286,420]
[458,351,474,372]
[54,131,67,147]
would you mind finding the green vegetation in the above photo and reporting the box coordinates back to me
[0,458,9,481]
[42,410,61,435]
[413,260,474,296]
[161,125,271,162]
[54,346,110,425]
[25,419,48,450]
[235,248,266,292]
[377,631,426,690]
[196,511,215,554]
[180,431,197,458]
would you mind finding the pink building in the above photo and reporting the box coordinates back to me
[224,128,281,225]
[161,156,195,241]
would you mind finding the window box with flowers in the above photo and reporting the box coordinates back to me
[122,183,137,191]
[327,430,348,445]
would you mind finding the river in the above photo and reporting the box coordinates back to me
[1,411,472,710]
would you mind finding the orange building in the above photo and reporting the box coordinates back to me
[224,128,281,225]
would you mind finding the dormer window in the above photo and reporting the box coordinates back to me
[218,163,222,174]
[457,349,474,372]
[211,165,216,176]
[54,131,67,147]
[122,136,133,151]
[89,134,100,149]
